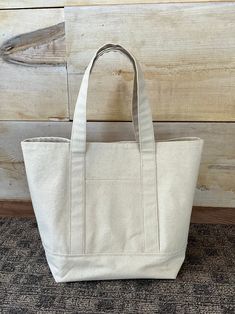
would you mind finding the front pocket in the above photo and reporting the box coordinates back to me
[85,179,144,253]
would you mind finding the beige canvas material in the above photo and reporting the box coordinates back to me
[21,44,203,282]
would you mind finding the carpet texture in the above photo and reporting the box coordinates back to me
[0,218,234,313]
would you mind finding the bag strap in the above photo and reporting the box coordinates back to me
[70,44,159,254]
[71,43,155,153]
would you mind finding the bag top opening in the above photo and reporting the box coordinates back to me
[22,137,202,144]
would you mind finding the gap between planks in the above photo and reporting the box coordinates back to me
[0,0,234,10]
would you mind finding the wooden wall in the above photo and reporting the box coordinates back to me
[0,1,234,217]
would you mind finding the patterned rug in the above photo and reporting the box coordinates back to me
[0,218,234,313]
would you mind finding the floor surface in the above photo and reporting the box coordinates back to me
[0,218,234,313]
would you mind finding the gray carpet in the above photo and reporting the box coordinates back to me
[0,218,234,313]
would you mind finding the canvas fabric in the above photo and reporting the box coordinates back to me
[22,44,203,282]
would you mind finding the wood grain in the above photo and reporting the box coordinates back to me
[0,201,34,217]
[0,0,64,9]
[0,201,234,224]
[191,206,235,224]
[0,9,68,120]
[0,121,234,207]
[0,0,234,9]
[0,22,65,66]
[65,3,235,121]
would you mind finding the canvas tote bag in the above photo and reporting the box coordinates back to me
[22,44,203,282]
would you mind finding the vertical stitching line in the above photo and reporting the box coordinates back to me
[154,143,160,252]
[140,140,145,252]
[81,155,84,254]
[156,145,161,252]
[69,150,72,254]
[83,153,86,254]
[136,59,145,252]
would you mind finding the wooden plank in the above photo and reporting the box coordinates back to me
[69,0,235,4]
[191,206,235,224]
[0,201,234,224]
[65,3,235,121]
[0,121,234,207]
[0,0,234,9]
[0,9,68,120]
[0,0,65,9]
[0,201,34,217]
[0,122,71,200]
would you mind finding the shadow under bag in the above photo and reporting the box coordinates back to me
[22,44,203,282]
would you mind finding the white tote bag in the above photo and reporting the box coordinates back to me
[22,44,203,282]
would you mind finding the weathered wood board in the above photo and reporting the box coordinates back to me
[65,3,235,121]
[0,122,71,200]
[0,0,64,9]
[0,0,234,9]
[0,121,234,207]
[0,9,68,120]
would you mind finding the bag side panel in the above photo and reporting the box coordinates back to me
[157,140,203,252]
[21,142,70,254]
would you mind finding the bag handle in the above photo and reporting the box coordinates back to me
[70,44,159,253]
[71,43,155,153]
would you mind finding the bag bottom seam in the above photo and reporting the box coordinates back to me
[43,245,186,258]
